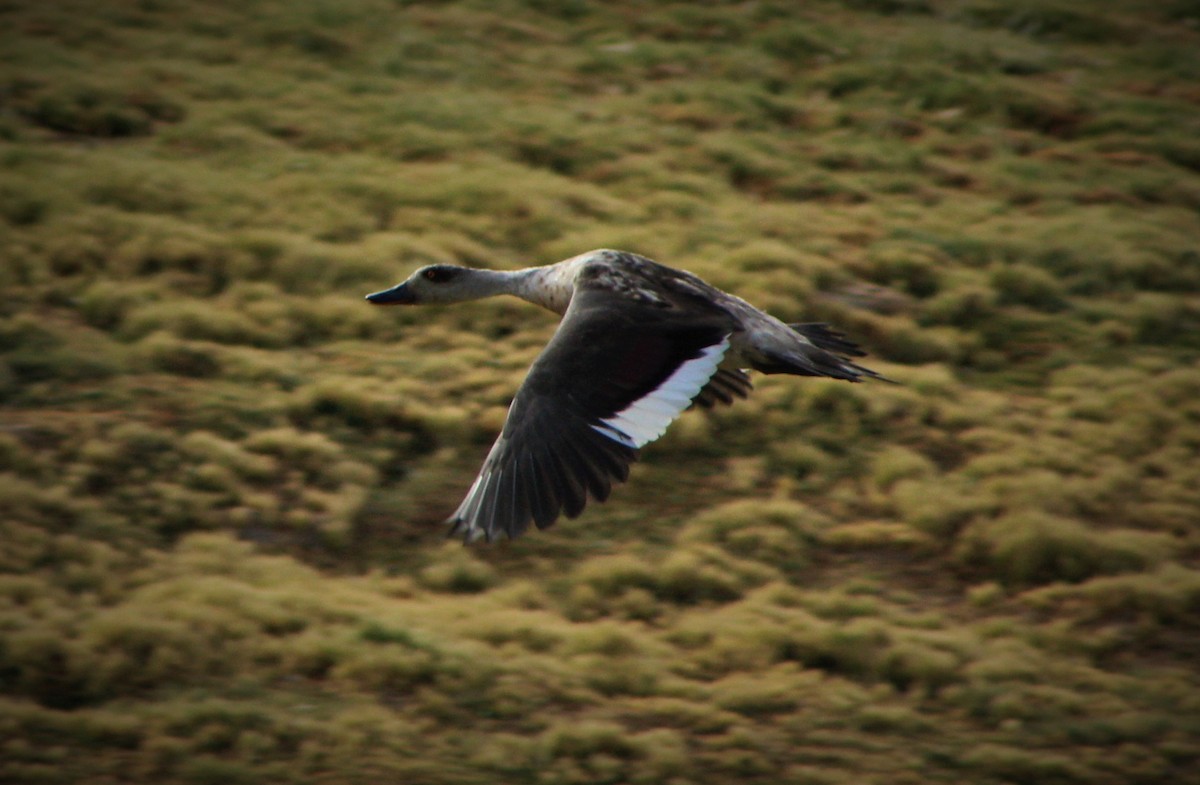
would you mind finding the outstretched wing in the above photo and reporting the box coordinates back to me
[447,277,733,542]
[693,368,752,408]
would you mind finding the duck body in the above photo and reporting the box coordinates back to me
[367,249,886,542]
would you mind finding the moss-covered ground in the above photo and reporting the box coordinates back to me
[2,1,1199,782]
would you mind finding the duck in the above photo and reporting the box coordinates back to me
[366,249,888,543]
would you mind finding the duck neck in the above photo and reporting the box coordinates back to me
[460,268,531,300]
[505,265,575,315]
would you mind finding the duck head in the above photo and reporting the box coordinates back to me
[365,264,475,306]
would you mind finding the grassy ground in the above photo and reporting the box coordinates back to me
[2,0,1199,782]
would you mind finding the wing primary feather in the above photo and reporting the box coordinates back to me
[518,452,544,530]
[505,461,527,538]
[473,469,498,542]
[587,437,634,483]
[526,452,559,529]
[536,444,575,522]
[558,436,612,502]
[545,443,586,519]
[447,470,486,540]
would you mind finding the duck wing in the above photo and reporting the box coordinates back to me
[447,272,733,542]
[692,368,752,408]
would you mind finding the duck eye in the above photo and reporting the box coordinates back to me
[423,267,454,283]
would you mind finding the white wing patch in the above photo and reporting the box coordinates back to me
[592,335,730,448]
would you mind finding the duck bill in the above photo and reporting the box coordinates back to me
[365,283,416,305]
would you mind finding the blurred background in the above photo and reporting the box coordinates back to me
[1,1,1198,783]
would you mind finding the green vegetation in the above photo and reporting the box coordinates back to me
[2,1,1199,782]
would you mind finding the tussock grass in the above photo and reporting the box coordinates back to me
[957,511,1176,587]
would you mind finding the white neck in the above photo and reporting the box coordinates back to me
[462,265,574,314]
[512,265,577,314]
[458,268,533,299]
[428,255,588,315]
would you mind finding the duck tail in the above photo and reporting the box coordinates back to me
[787,322,866,357]
[752,323,895,383]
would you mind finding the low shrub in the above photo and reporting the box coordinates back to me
[138,332,223,377]
[419,549,498,594]
[123,300,277,347]
[991,263,1067,311]
[677,498,825,568]
[871,446,937,491]
[16,82,184,137]
[572,554,658,598]
[956,511,1175,587]
[657,546,772,604]
[893,477,993,540]
[862,241,944,298]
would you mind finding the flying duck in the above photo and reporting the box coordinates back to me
[366,249,887,542]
